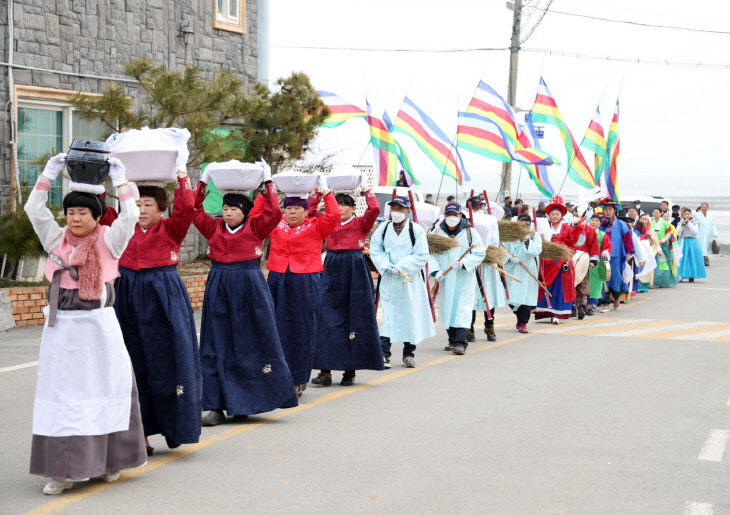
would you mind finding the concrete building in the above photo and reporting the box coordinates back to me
[0,0,264,267]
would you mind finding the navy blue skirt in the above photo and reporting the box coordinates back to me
[201,259,298,414]
[313,250,383,372]
[115,265,201,444]
[267,269,322,385]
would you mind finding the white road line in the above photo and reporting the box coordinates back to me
[697,429,730,462]
[671,328,730,341]
[534,318,650,334]
[726,396,730,407]
[684,502,714,515]
[0,361,39,373]
[601,321,718,338]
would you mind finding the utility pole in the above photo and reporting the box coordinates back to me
[500,0,522,199]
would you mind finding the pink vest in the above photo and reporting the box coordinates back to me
[44,227,120,289]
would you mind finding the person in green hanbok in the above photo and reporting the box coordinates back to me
[650,208,678,288]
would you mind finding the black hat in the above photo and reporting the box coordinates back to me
[467,196,484,207]
[388,196,411,209]
[619,216,635,224]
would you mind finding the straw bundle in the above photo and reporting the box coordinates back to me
[498,220,531,242]
[427,233,460,254]
[483,245,507,266]
[540,240,575,261]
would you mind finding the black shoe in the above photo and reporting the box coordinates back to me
[164,435,181,449]
[340,374,356,386]
[689,277,695,283]
[466,330,475,342]
[452,344,466,355]
[570,306,577,318]
[577,307,586,320]
[311,374,332,386]
[484,326,497,342]
[704,256,710,267]
[444,344,455,351]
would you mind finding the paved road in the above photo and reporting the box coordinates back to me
[2,257,730,514]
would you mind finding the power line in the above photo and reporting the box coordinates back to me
[270,44,509,53]
[530,6,730,36]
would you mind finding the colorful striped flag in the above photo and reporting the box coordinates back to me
[517,113,555,198]
[392,97,464,185]
[383,110,420,185]
[579,105,607,184]
[466,81,521,148]
[316,90,367,128]
[531,77,597,189]
[604,99,620,203]
[366,100,399,186]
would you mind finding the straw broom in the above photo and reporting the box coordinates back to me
[427,233,460,254]
[483,245,507,266]
[498,220,532,242]
[540,240,575,261]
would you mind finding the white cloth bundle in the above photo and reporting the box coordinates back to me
[107,127,190,184]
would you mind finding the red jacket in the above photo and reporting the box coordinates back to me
[325,191,379,251]
[267,192,339,273]
[193,181,280,263]
[119,175,194,270]
[539,222,582,302]
[573,223,600,260]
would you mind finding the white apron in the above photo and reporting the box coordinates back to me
[32,306,133,437]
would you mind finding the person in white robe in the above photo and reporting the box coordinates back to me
[695,202,717,265]
[502,214,543,333]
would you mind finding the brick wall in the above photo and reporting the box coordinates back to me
[2,274,209,327]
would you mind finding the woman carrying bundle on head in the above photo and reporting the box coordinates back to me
[24,151,146,495]
[194,162,298,427]
[114,168,201,455]
[267,175,340,397]
[311,188,382,387]
[534,196,582,325]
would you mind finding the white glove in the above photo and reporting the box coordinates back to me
[41,153,67,181]
[259,159,272,181]
[450,259,461,270]
[601,250,610,260]
[510,256,520,264]
[434,271,445,282]
[108,157,126,187]
[200,169,210,184]
[176,146,189,172]
[318,174,329,192]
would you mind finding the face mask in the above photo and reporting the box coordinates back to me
[391,211,407,223]
[445,216,460,228]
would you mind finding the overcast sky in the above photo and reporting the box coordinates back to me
[269,0,730,200]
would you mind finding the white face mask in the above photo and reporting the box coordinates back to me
[445,215,461,228]
[391,211,407,223]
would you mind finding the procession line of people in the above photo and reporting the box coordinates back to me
[24,153,716,496]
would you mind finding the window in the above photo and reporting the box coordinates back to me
[16,97,113,207]
[214,0,246,34]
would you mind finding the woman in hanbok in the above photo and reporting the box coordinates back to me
[25,154,146,495]
[429,202,486,355]
[194,164,298,426]
[637,213,660,289]
[534,196,582,324]
[114,170,201,454]
[651,208,678,288]
[267,176,340,397]
[311,190,382,387]
[503,214,542,332]
[676,208,707,282]
[587,214,611,314]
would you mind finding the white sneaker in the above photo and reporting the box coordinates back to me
[551,318,560,325]
[101,472,120,482]
[43,479,73,495]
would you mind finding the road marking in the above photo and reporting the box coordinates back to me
[0,361,38,373]
[532,318,629,334]
[24,333,532,514]
[642,322,730,340]
[684,502,714,515]
[564,319,661,336]
[697,429,730,462]
[600,320,714,338]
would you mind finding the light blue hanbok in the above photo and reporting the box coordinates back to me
[695,211,717,258]
[471,211,507,310]
[502,232,543,309]
[428,220,486,329]
[370,221,435,345]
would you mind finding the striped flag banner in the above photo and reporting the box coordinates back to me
[316,90,367,128]
[531,77,597,189]
[604,99,620,203]
[466,81,521,148]
[579,105,607,184]
[366,99,399,186]
[392,97,464,185]
[516,113,555,198]
[383,110,420,185]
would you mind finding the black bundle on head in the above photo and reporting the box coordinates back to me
[335,193,355,207]
[138,185,169,212]
[63,191,104,220]
[222,193,254,217]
